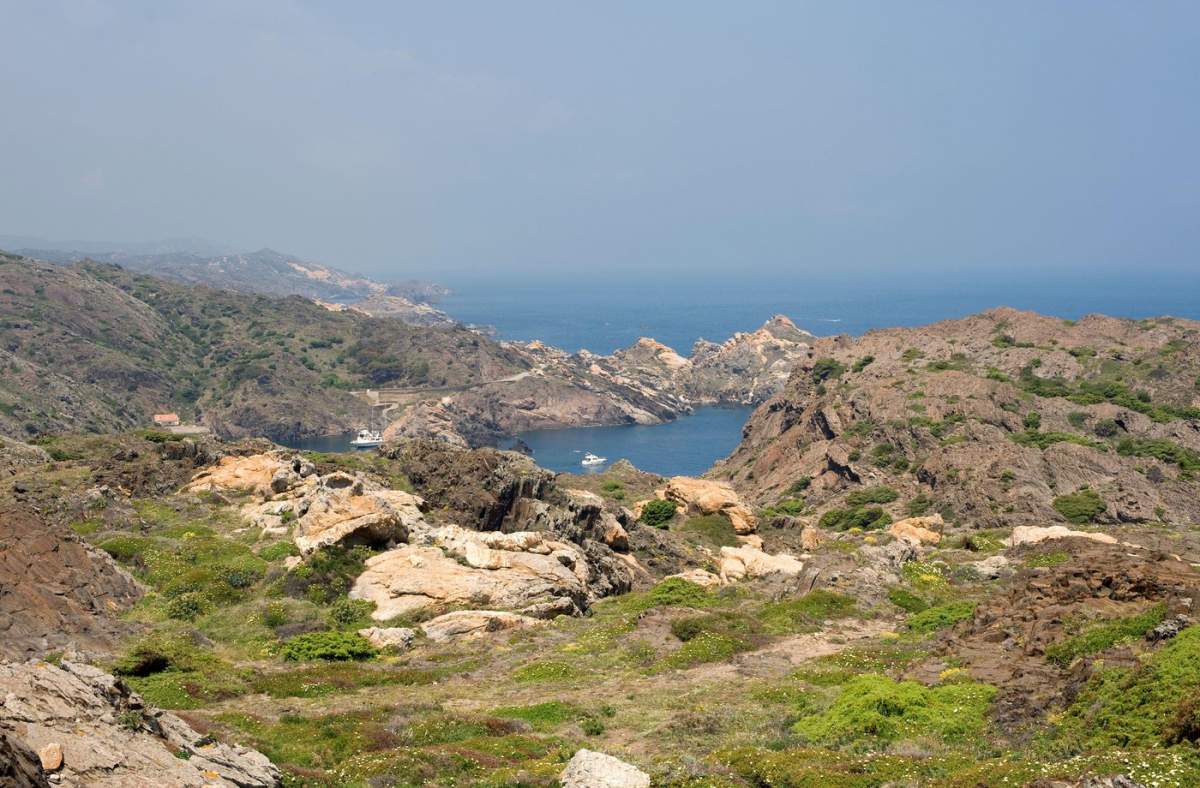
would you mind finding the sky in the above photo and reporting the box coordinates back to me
[2,1,1198,285]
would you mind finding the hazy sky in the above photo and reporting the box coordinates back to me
[2,1,1198,283]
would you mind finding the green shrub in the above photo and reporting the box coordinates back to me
[512,660,582,683]
[328,597,375,629]
[1023,411,1042,430]
[1117,437,1200,472]
[257,541,298,561]
[819,506,891,531]
[1093,418,1121,438]
[280,545,372,604]
[671,610,757,642]
[759,591,859,634]
[905,494,933,517]
[1011,430,1104,450]
[678,514,740,547]
[491,701,579,730]
[165,592,210,621]
[1052,626,1200,750]
[280,631,377,662]
[852,355,875,373]
[639,498,677,528]
[660,631,749,669]
[887,588,929,614]
[785,476,813,496]
[812,358,846,383]
[792,674,997,746]
[1052,488,1106,524]
[1045,603,1166,667]
[906,601,976,634]
[1067,411,1090,428]
[846,485,899,506]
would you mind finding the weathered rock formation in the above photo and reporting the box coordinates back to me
[659,476,758,535]
[351,524,632,620]
[420,610,543,642]
[560,749,650,788]
[0,659,279,787]
[0,507,142,660]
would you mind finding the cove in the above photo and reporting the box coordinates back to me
[503,406,754,477]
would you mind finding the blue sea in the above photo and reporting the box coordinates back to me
[431,269,1200,475]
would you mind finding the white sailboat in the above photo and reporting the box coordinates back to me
[350,429,383,448]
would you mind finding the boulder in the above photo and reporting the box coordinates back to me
[718,545,803,582]
[1008,525,1118,547]
[664,569,723,588]
[420,610,543,642]
[183,452,299,499]
[888,514,944,545]
[560,749,650,788]
[350,525,621,620]
[0,660,280,787]
[36,743,62,772]
[357,626,416,651]
[800,525,827,551]
[292,480,424,556]
[661,477,757,534]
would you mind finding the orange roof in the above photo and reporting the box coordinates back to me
[153,413,180,424]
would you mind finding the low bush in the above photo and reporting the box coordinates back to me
[639,498,677,528]
[846,485,899,506]
[280,631,377,662]
[906,601,976,634]
[1052,487,1106,524]
[819,506,891,531]
[1045,603,1166,667]
[792,674,997,746]
[812,358,846,383]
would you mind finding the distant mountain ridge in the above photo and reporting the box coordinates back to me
[4,235,451,323]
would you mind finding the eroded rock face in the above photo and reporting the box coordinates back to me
[661,477,757,535]
[0,507,142,660]
[0,660,280,787]
[351,524,633,620]
[560,749,650,788]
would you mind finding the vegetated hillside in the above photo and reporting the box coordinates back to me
[4,429,1200,786]
[718,307,1200,532]
[0,252,526,440]
[18,244,448,306]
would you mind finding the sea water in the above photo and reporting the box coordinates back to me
[502,406,753,477]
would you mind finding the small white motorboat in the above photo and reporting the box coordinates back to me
[581,452,607,466]
[350,429,384,449]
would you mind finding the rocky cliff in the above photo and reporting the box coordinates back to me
[385,315,814,445]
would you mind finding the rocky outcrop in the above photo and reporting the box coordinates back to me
[184,452,302,498]
[1008,525,1118,547]
[383,316,814,447]
[357,626,416,651]
[350,524,631,620]
[718,545,804,582]
[661,477,757,535]
[560,749,650,788]
[0,659,279,787]
[0,730,47,788]
[420,610,543,642]
[720,308,1200,533]
[0,507,142,660]
[888,514,944,545]
[291,477,424,556]
[0,436,49,479]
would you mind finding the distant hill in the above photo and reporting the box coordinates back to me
[0,251,524,440]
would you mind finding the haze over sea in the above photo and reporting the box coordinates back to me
[440,269,1200,356]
